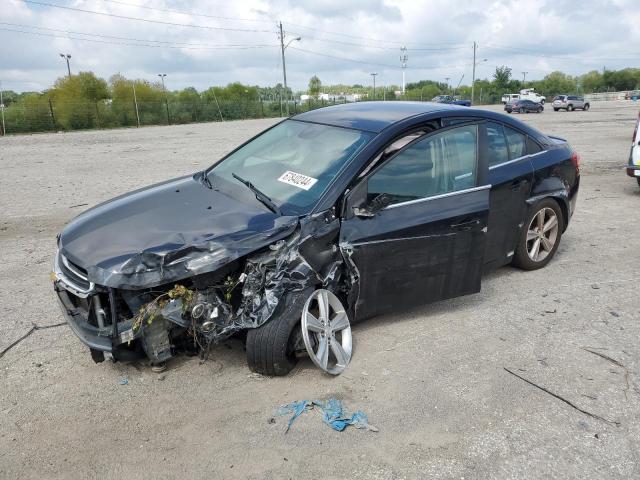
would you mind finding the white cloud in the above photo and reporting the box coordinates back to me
[0,0,637,92]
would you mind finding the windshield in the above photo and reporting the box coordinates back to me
[207,119,373,215]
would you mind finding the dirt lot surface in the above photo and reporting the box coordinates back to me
[1,101,639,479]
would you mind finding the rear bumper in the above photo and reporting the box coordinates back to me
[626,165,640,178]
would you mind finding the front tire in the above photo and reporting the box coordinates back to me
[246,287,312,376]
[512,199,564,271]
[583,103,590,111]
[567,104,574,111]
[553,108,559,112]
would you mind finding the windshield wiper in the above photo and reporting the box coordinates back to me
[232,173,281,215]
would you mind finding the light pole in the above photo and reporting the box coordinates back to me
[445,77,450,94]
[278,22,301,116]
[370,73,378,100]
[522,71,528,84]
[400,47,408,95]
[59,53,71,77]
[471,41,487,105]
[158,73,170,124]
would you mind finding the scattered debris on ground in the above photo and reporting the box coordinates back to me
[275,397,378,433]
[0,322,66,360]
[504,367,620,426]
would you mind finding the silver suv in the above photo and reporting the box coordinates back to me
[552,95,590,112]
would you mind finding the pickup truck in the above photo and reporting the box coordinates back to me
[431,95,471,107]
[502,89,546,105]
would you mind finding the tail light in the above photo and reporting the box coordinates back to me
[571,151,580,174]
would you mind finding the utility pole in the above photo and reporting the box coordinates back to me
[471,41,477,105]
[278,22,301,116]
[370,73,377,100]
[522,71,528,84]
[400,47,408,95]
[158,74,170,124]
[0,81,5,136]
[132,82,140,128]
[59,53,72,77]
[445,77,450,93]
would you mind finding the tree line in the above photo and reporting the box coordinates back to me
[2,67,639,134]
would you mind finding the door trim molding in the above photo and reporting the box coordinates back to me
[385,184,492,210]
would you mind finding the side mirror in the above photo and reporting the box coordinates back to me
[353,193,392,218]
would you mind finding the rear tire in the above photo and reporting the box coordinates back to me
[246,287,313,376]
[583,103,590,111]
[567,104,574,112]
[512,198,564,271]
[637,178,640,187]
[553,108,559,112]
[520,107,525,113]
[538,106,543,113]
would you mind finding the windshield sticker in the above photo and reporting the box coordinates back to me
[277,171,318,190]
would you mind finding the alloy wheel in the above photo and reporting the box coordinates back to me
[301,289,352,375]
[526,207,559,262]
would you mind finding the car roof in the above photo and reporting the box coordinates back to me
[291,101,465,133]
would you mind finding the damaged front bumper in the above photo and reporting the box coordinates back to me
[53,249,139,354]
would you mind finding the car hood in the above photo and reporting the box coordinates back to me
[59,174,299,289]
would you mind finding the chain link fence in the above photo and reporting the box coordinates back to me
[0,97,355,135]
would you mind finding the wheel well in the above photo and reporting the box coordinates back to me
[550,196,568,232]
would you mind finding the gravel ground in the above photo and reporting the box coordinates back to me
[1,101,639,479]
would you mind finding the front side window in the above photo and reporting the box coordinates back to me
[208,120,372,214]
[367,124,477,206]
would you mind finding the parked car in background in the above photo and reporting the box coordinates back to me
[627,109,640,186]
[502,89,545,105]
[52,102,579,376]
[552,95,590,111]
[505,99,544,114]
[431,95,471,107]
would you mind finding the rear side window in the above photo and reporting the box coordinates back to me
[504,126,526,159]
[368,124,478,205]
[487,122,509,167]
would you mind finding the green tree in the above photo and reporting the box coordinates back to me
[308,75,322,99]
[493,66,512,90]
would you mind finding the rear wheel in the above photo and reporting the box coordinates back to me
[637,178,640,187]
[583,103,590,111]
[537,106,543,113]
[553,108,559,112]
[567,104,574,111]
[520,107,525,113]
[512,199,564,271]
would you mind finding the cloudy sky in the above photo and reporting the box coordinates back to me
[1,0,638,93]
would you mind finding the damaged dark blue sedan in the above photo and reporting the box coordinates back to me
[53,102,580,376]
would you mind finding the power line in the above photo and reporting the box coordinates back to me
[0,22,276,48]
[0,27,276,50]
[96,0,274,24]
[22,0,275,33]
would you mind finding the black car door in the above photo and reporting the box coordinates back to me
[483,122,534,268]
[340,123,490,321]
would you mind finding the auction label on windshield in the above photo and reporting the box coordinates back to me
[277,171,318,190]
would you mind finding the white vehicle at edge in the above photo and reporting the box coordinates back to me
[627,110,640,187]
[502,88,546,105]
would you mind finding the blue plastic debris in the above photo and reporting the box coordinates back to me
[118,378,129,385]
[276,397,377,433]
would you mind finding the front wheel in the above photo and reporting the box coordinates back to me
[567,104,574,112]
[538,106,543,113]
[553,108,559,111]
[246,287,313,376]
[637,178,640,188]
[520,107,526,113]
[540,99,545,105]
[583,103,590,111]
[512,199,564,271]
